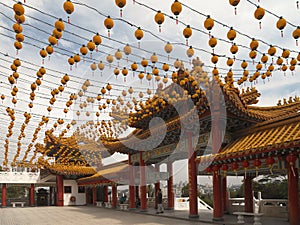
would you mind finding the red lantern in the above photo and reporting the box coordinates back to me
[212,164,219,174]
[242,160,249,176]
[221,164,228,176]
[265,156,275,174]
[205,166,212,173]
[253,159,261,177]
[286,153,298,176]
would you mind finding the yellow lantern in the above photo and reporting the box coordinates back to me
[250,38,259,50]
[229,0,240,15]
[230,43,238,55]
[123,44,131,62]
[122,67,128,82]
[13,23,22,33]
[52,29,62,39]
[164,42,173,60]
[87,40,96,58]
[227,27,236,41]
[104,16,114,37]
[211,54,218,64]
[183,25,192,46]
[48,35,57,45]
[15,33,24,42]
[13,2,25,16]
[141,58,148,72]
[154,10,165,32]
[208,36,217,52]
[115,0,126,17]
[171,0,182,24]
[135,27,144,48]
[63,0,74,23]
[138,72,144,83]
[254,6,265,29]
[204,15,214,35]
[14,14,25,24]
[40,48,47,64]
[131,62,138,76]
[276,17,286,37]
[106,54,114,68]
[55,18,65,32]
[292,26,300,46]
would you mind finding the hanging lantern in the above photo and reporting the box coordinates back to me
[63,0,74,23]
[183,25,192,46]
[13,23,22,34]
[242,160,250,176]
[211,54,218,64]
[87,40,95,58]
[14,14,25,24]
[268,45,276,57]
[138,72,144,83]
[141,58,148,72]
[204,15,214,36]
[150,53,158,65]
[90,62,97,75]
[281,49,290,64]
[104,16,114,37]
[13,58,21,67]
[186,46,194,64]
[115,0,126,17]
[52,29,62,40]
[250,38,259,51]
[134,27,144,48]
[276,17,286,37]
[276,56,283,66]
[55,18,65,32]
[254,6,265,29]
[286,153,298,176]
[164,42,173,60]
[15,33,24,42]
[40,48,47,64]
[48,35,57,46]
[131,62,138,77]
[249,50,257,64]
[227,57,234,67]
[122,67,128,82]
[227,27,236,41]
[229,0,240,15]
[171,0,182,24]
[260,54,268,65]
[154,10,165,32]
[253,159,262,176]
[123,44,131,61]
[93,33,102,52]
[265,156,275,174]
[46,45,54,60]
[13,2,25,16]
[114,68,120,79]
[292,26,300,46]
[221,164,229,176]
[68,56,75,70]
[115,49,123,67]
[208,36,217,53]
[230,43,238,60]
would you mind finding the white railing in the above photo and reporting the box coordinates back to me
[0,171,40,183]
[228,192,288,218]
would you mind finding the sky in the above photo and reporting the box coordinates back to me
[0,0,299,185]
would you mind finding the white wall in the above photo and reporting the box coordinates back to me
[63,180,86,206]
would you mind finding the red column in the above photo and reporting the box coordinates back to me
[287,163,300,225]
[129,153,135,209]
[187,131,198,218]
[104,186,108,202]
[92,186,97,205]
[222,176,228,213]
[2,184,7,207]
[112,183,117,208]
[56,175,64,206]
[85,187,89,205]
[244,176,254,213]
[167,162,174,210]
[154,164,160,209]
[29,184,35,206]
[139,151,147,211]
[213,171,223,220]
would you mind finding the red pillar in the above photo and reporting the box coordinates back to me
[154,164,160,209]
[56,175,64,206]
[187,131,198,218]
[112,183,117,208]
[167,162,174,210]
[85,187,89,205]
[129,153,135,209]
[139,151,147,211]
[29,184,35,206]
[222,176,228,213]
[244,176,254,213]
[287,163,300,225]
[92,186,97,205]
[213,171,223,220]
[1,184,7,207]
[104,186,108,202]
